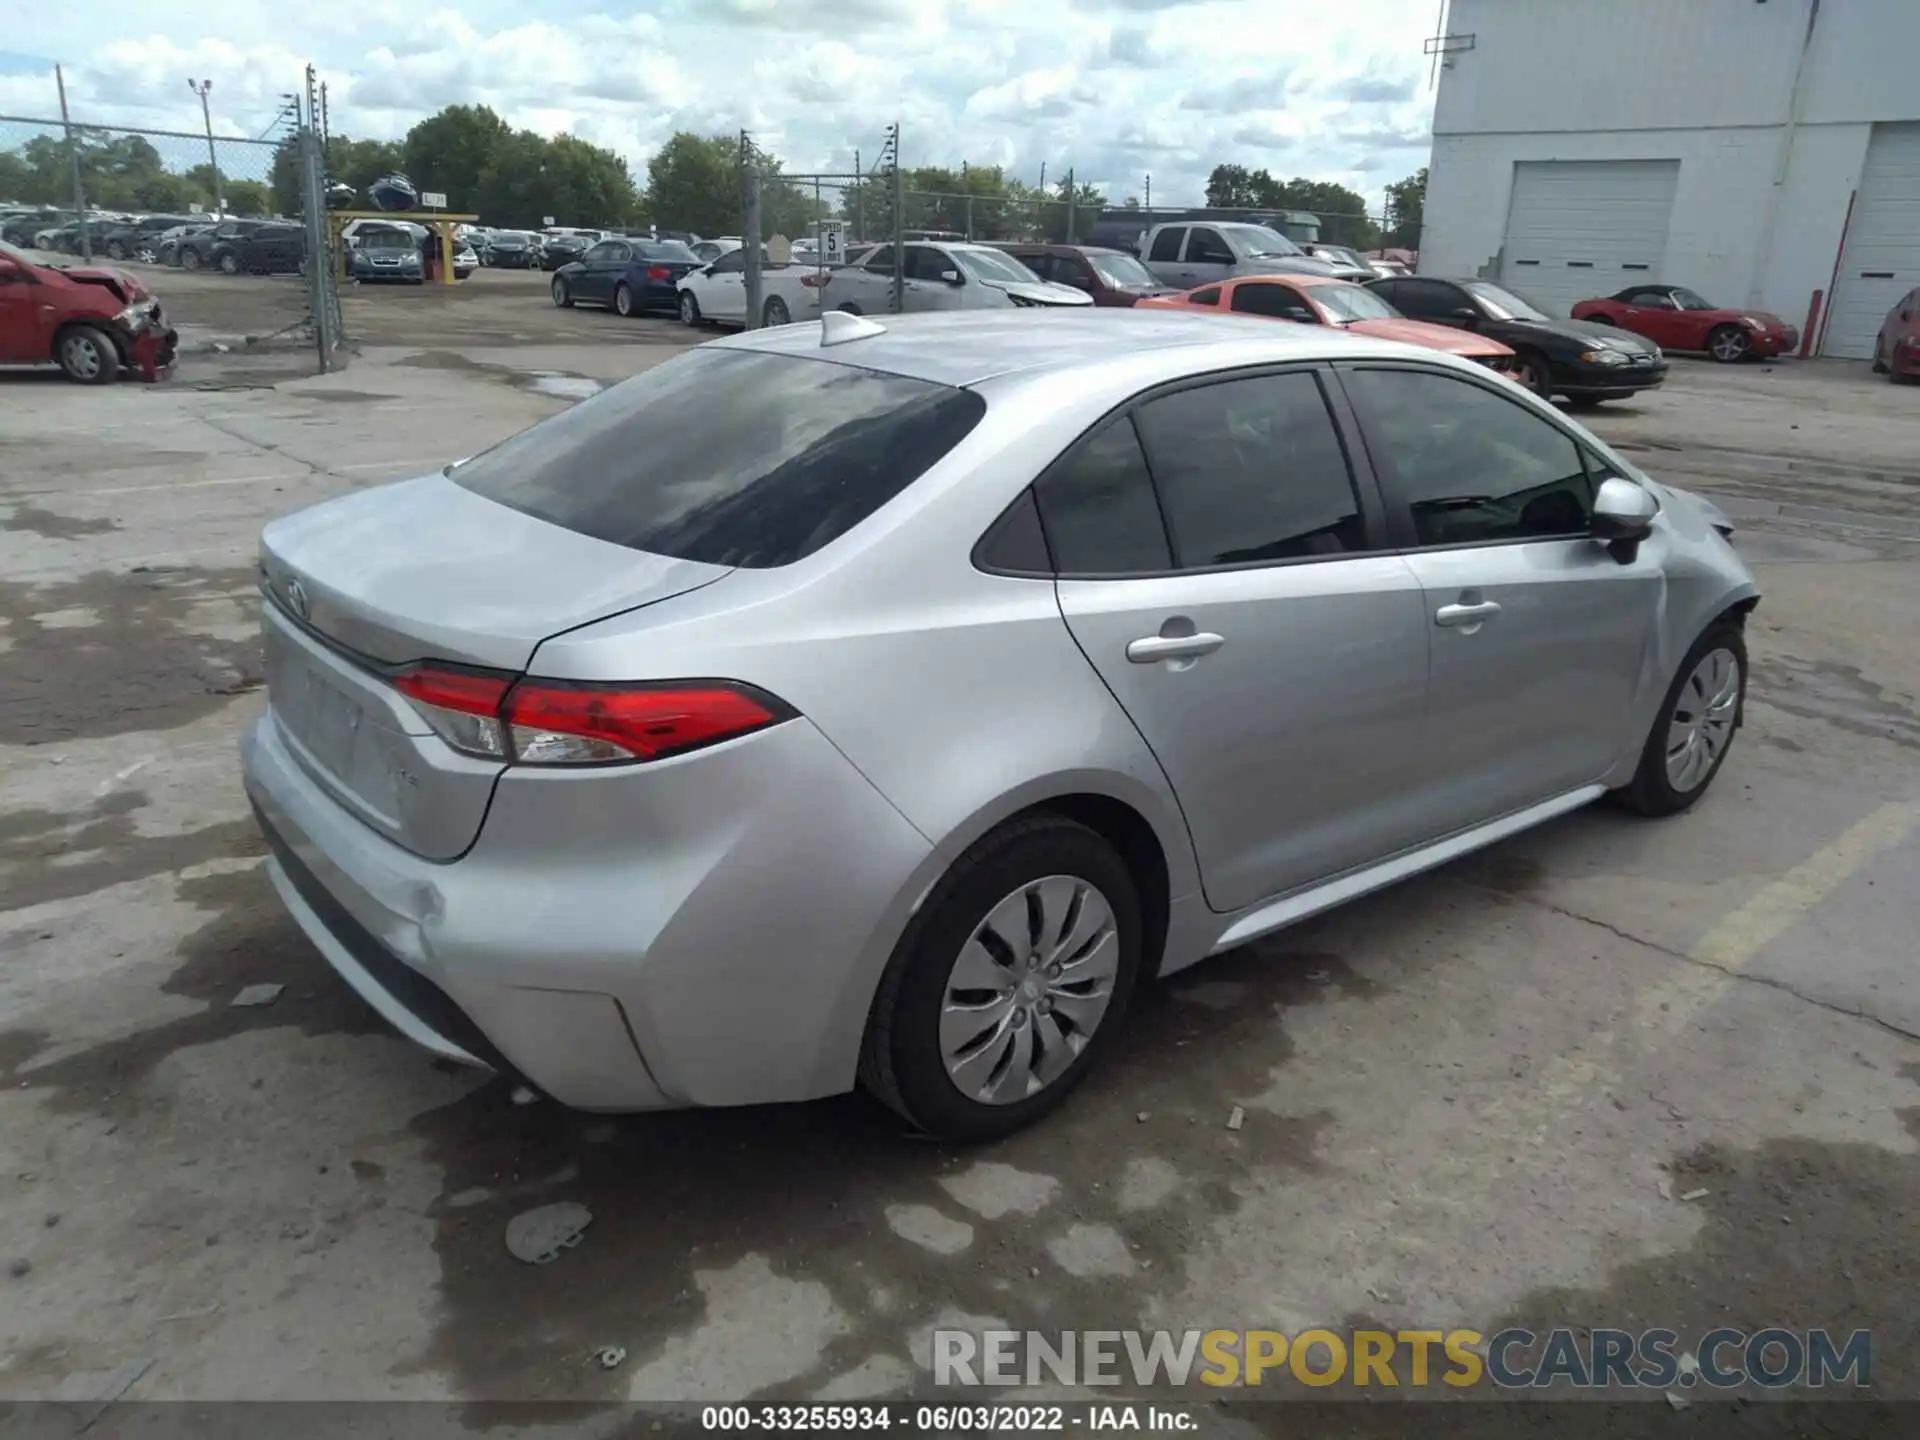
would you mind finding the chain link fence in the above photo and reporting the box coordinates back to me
[735,130,1415,327]
[2,107,342,373]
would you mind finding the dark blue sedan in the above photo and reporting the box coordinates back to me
[551,238,700,317]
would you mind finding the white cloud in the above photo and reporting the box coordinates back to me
[1,0,1437,210]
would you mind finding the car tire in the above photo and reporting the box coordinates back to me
[858,814,1143,1142]
[1872,342,1888,374]
[1707,324,1751,364]
[1614,618,1748,818]
[56,325,121,385]
[551,277,572,308]
[764,295,791,326]
[104,242,126,261]
[216,250,241,276]
[179,247,202,272]
[614,282,636,318]
[679,291,701,326]
[1566,396,1606,410]
[1520,350,1554,398]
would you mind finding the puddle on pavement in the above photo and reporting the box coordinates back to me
[1749,656,1920,753]
[0,566,261,745]
[403,937,1378,1407]
[0,864,384,1124]
[0,789,263,911]
[394,349,605,402]
[1,503,120,541]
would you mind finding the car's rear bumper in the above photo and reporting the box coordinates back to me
[240,700,932,1111]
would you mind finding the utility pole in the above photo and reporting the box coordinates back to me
[54,65,90,260]
[187,78,226,217]
[1064,167,1075,243]
[739,129,763,328]
[852,147,862,243]
[1144,174,1151,214]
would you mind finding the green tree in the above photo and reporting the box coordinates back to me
[473,129,638,229]
[223,179,270,216]
[403,105,512,212]
[645,132,740,237]
[272,135,406,216]
[1383,165,1426,250]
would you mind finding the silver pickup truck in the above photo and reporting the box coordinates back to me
[1138,220,1339,289]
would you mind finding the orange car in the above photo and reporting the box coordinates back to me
[1139,273,1518,377]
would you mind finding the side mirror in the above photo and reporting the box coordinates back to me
[1591,476,1657,562]
[1450,306,1480,325]
[1284,307,1316,323]
[941,269,964,285]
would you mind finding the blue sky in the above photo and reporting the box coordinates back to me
[2,1,1438,209]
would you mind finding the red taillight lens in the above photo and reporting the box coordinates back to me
[647,265,671,281]
[389,666,788,766]
[504,682,783,765]
[801,272,827,288]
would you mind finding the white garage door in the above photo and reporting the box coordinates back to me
[1824,123,1920,360]
[1497,160,1680,319]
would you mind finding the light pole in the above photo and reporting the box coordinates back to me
[187,79,226,217]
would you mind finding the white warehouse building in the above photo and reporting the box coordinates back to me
[1420,0,1920,358]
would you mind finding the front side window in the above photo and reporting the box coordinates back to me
[1032,418,1172,575]
[1148,227,1186,262]
[1345,368,1594,547]
[1627,289,1674,308]
[1463,281,1549,322]
[1186,227,1234,264]
[1132,372,1366,568]
[904,245,952,281]
[1392,279,1467,320]
[453,349,986,568]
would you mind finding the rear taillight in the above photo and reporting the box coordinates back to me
[390,665,790,766]
[801,272,827,288]
[647,265,671,281]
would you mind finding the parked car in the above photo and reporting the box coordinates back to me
[551,237,701,315]
[1139,274,1518,377]
[1367,275,1667,405]
[453,242,479,280]
[156,223,214,267]
[1873,287,1920,383]
[822,241,1093,313]
[241,307,1759,1139]
[341,218,425,252]
[1571,284,1798,363]
[0,238,177,382]
[540,233,592,271]
[209,222,305,276]
[98,214,199,263]
[483,231,540,268]
[1138,221,1338,288]
[2,208,67,246]
[1299,242,1378,281]
[178,219,263,272]
[676,249,827,328]
[989,244,1176,306]
[348,228,425,284]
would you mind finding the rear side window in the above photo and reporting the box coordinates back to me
[1033,418,1172,575]
[1132,373,1366,567]
[1188,287,1221,307]
[452,349,986,568]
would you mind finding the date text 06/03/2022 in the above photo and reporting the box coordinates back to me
[700,1404,1192,1431]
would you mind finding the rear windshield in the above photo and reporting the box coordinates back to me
[636,240,698,263]
[451,348,987,568]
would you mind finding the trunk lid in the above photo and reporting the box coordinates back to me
[258,475,732,859]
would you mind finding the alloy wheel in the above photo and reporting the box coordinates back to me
[1710,327,1750,363]
[1665,647,1741,793]
[939,875,1119,1105]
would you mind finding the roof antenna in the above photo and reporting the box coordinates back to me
[820,310,887,346]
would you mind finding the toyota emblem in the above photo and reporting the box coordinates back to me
[286,578,309,620]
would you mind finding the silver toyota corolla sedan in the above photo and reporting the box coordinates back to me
[241,308,1758,1140]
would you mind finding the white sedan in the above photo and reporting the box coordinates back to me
[677,249,827,329]
[820,241,1092,314]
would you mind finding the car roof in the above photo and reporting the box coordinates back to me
[710,308,1447,388]
[1229,273,1354,290]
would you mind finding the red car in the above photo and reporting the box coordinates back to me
[1571,284,1797,363]
[0,239,176,383]
[1872,287,1920,383]
[989,243,1176,306]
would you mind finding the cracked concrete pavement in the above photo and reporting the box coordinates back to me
[1,341,1917,1418]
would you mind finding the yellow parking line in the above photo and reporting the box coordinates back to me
[1441,800,1920,1169]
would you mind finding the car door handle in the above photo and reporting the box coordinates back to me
[1435,601,1502,627]
[1127,632,1225,663]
